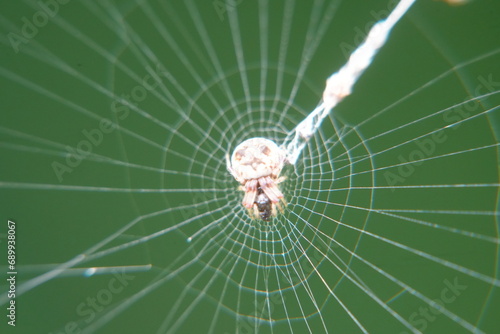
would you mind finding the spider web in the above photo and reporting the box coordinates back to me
[1,0,500,333]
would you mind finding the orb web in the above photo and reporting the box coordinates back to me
[0,1,499,334]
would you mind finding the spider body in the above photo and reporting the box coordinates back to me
[227,137,287,220]
[254,186,274,221]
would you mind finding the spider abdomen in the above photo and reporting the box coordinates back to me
[255,187,273,221]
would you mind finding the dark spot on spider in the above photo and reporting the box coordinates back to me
[234,149,245,160]
[260,145,271,155]
[255,186,272,221]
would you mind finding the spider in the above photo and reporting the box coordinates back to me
[226,137,287,221]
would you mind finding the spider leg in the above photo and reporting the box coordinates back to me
[242,179,258,208]
[259,176,284,203]
[271,202,278,217]
[251,203,260,220]
[275,176,287,184]
[273,198,287,214]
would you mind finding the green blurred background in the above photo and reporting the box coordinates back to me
[1,0,500,333]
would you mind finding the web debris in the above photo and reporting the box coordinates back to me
[283,0,416,165]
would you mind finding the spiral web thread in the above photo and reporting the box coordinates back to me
[0,0,499,333]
